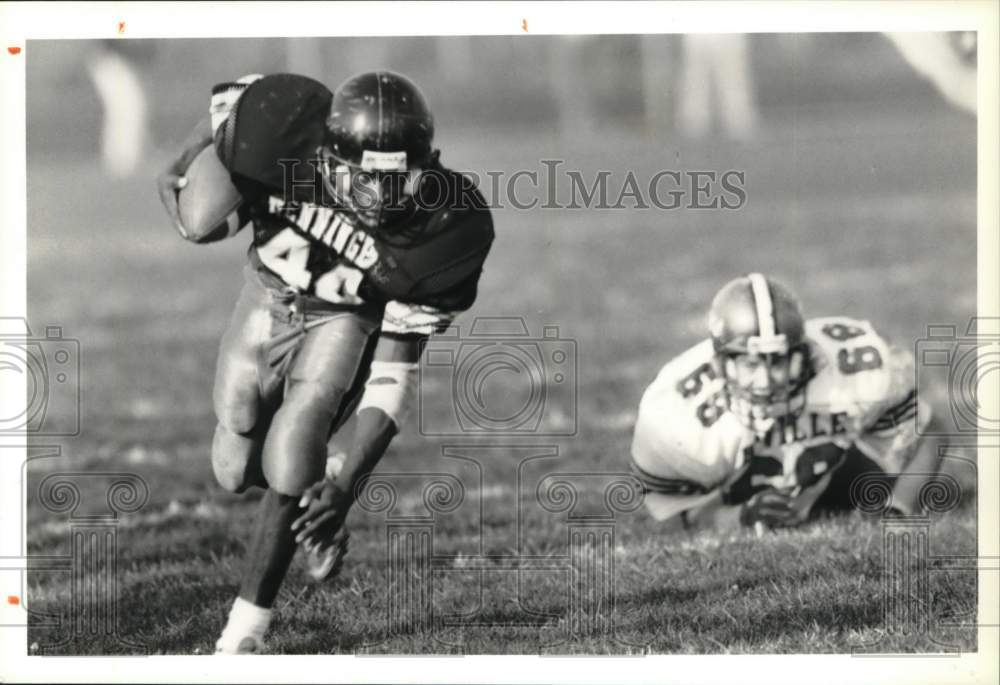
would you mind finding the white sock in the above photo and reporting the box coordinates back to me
[216,597,272,651]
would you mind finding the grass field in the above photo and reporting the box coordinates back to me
[22,89,978,654]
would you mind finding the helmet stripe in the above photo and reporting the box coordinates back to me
[375,70,384,149]
[748,272,776,338]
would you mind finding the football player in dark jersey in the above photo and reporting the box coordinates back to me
[157,71,493,653]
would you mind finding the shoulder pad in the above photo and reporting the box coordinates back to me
[215,73,332,191]
[804,316,911,424]
[631,340,745,488]
[372,174,494,303]
[209,74,264,134]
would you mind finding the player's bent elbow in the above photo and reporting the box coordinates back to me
[189,225,229,244]
[185,216,242,245]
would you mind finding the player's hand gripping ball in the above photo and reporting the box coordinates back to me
[739,489,798,530]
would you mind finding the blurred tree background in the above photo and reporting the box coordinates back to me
[26,33,972,166]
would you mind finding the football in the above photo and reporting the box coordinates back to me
[177,146,245,243]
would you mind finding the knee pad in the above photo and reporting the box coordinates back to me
[212,354,264,434]
[214,394,259,435]
[211,423,263,493]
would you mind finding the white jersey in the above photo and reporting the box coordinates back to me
[630,316,930,521]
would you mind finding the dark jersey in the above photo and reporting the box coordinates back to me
[210,73,494,328]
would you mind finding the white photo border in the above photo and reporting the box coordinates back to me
[0,2,997,683]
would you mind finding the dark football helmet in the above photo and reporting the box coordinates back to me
[708,274,811,435]
[321,71,437,229]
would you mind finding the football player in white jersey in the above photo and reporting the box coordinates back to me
[630,274,943,532]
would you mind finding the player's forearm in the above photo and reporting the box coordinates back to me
[336,334,424,499]
[683,491,743,532]
[336,407,399,501]
[889,432,945,515]
[157,116,216,238]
